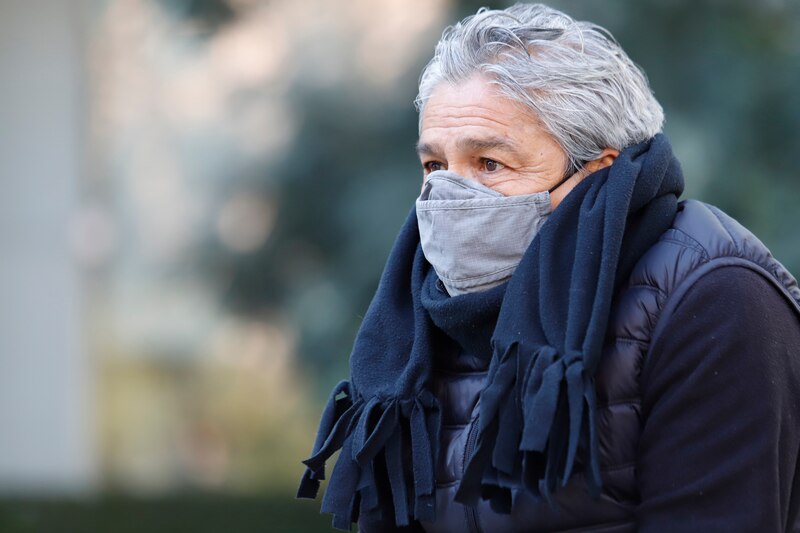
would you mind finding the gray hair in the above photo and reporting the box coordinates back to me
[415,3,664,172]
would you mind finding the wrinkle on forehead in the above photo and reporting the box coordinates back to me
[419,75,542,144]
[421,74,539,125]
[421,99,536,130]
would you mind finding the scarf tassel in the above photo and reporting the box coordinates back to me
[456,345,602,511]
[297,380,361,499]
[520,350,602,498]
[299,382,441,530]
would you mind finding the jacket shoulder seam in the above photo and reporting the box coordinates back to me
[704,203,742,256]
[661,228,712,262]
[625,284,668,301]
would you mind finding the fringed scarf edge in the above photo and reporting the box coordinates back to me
[454,342,602,512]
[297,380,442,530]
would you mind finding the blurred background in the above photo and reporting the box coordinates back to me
[0,0,798,531]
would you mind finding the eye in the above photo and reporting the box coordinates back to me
[482,158,505,173]
[423,161,446,173]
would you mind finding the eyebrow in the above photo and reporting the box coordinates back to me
[415,136,522,158]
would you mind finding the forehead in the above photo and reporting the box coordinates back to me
[418,74,546,148]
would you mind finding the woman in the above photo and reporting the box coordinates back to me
[299,4,800,531]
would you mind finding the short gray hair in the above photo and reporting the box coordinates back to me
[415,3,664,172]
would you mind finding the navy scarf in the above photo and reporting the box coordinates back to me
[298,134,684,529]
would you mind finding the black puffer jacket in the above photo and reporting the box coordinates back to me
[362,200,800,532]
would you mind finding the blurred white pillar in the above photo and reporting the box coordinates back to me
[0,1,95,493]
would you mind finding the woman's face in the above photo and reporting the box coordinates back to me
[416,73,615,209]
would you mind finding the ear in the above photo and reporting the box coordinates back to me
[583,148,620,174]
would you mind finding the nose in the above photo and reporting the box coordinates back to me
[442,165,476,182]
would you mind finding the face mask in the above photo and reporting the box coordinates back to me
[415,170,552,296]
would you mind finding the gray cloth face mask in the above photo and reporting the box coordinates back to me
[415,170,552,296]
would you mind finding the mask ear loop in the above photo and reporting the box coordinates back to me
[547,160,586,194]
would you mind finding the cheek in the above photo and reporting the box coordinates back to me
[534,152,569,178]
[493,170,556,196]
[490,177,541,197]
[518,137,570,178]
